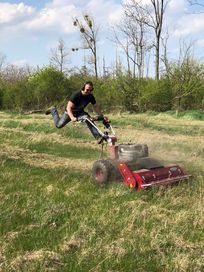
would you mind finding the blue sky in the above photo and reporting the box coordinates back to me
[1,0,204,75]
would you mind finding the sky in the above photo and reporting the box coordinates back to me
[1,0,204,75]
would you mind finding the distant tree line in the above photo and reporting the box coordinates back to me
[0,58,203,113]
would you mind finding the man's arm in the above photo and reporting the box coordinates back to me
[92,103,103,116]
[67,101,77,122]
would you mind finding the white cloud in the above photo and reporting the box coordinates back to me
[25,4,76,33]
[0,2,35,24]
[168,0,187,14]
[173,14,204,37]
[50,0,72,6]
[47,0,83,7]
[0,1,79,40]
[0,0,123,40]
[122,0,151,5]
[85,0,123,25]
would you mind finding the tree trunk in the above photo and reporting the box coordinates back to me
[155,35,160,80]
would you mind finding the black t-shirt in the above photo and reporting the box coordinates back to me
[69,90,96,113]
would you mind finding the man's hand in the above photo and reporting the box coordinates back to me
[94,115,104,121]
[89,116,96,122]
[71,117,77,122]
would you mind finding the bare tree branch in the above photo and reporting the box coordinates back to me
[73,14,99,78]
[112,1,152,78]
[187,0,204,13]
[50,39,70,74]
[0,53,6,72]
[122,0,169,80]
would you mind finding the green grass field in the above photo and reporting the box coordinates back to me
[0,111,204,271]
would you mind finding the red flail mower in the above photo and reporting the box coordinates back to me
[84,116,190,190]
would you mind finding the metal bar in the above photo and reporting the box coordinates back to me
[109,124,115,135]
[141,175,190,188]
[83,117,106,137]
[84,117,115,137]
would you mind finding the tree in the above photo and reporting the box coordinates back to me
[50,38,70,74]
[1,64,34,83]
[0,53,6,72]
[163,42,204,111]
[28,66,70,109]
[138,78,172,111]
[114,1,151,78]
[149,0,168,80]
[2,79,33,111]
[115,67,140,112]
[124,0,169,80]
[73,14,99,78]
[188,0,204,9]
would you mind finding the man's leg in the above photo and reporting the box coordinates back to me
[51,108,71,128]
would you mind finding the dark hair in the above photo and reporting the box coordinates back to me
[82,81,94,90]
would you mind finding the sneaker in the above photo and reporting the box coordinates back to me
[45,106,55,115]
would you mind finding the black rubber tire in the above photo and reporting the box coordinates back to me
[118,144,149,162]
[92,160,112,184]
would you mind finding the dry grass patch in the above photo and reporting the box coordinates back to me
[59,235,83,253]
[64,183,81,196]
[27,130,100,149]
[117,126,204,146]
[172,254,191,272]
[11,250,62,271]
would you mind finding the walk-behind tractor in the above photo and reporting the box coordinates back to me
[79,115,190,190]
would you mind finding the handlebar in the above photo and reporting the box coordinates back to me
[77,115,111,128]
[76,115,89,122]
[77,114,115,138]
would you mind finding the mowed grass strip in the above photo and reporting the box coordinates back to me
[1,110,204,137]
[0,118,93,140]
[113,112,204,136]
[0,145,94,172]
[0,130,103,160]
[0,111,102,142]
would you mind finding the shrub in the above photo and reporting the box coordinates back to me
[27,66,70,109]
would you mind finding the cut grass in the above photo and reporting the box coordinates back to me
[0,119,92,140]
[0,128,104,161]
[112,113,204,136]
[1,159,203,271]
[0,111,204,271]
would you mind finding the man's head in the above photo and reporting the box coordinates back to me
[81,81,94,95]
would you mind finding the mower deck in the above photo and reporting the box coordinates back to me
[118,162,190,189]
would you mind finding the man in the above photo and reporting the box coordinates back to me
[45,81,105,143]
